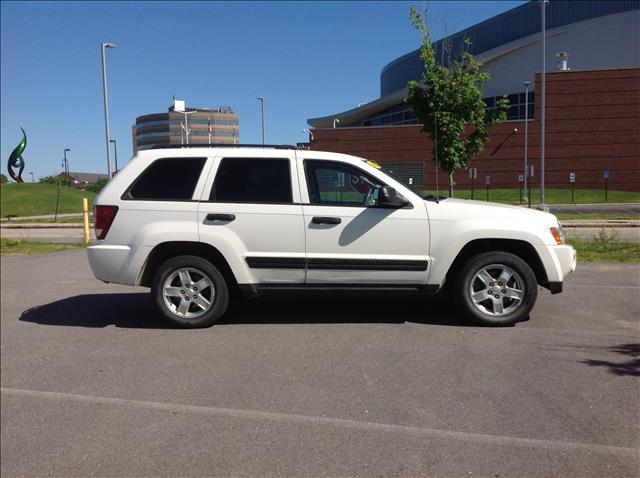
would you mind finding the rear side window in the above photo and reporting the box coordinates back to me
[210,158,292,203]
[125,157,206,200]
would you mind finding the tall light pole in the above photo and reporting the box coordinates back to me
[63,148,70,177]
[30,172,34,183]
[539,0,548,209]
[523,81,531,206]
[101,42,117,178]
[109,139,119,172]
[257,96,265,145]
[181,110,197,145]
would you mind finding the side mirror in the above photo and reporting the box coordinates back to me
[374,186,410,208]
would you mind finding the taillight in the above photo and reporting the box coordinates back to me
[94,205,119,240]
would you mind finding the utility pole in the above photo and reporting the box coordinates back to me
[523,81,530,206]
[101,42,117,178]
[539,0,548,209]
[257,97,265,145]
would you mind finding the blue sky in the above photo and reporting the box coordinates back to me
[1,1,525,178]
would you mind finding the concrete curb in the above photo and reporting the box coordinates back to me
[561,220,640,228]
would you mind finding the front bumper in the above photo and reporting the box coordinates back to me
[87,244,152,285]
[535,244,577,293]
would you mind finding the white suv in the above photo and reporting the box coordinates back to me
[88,145,576,327]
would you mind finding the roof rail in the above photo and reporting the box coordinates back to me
[147,143,299,150]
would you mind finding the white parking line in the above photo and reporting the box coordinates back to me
[3,387,637,458]
[567,285,640,289]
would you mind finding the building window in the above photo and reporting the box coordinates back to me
[210,158,292,204]
[379,161,424,186]
[124,157,206,201]
[136,118,238,129]
[484,91,534,120]
[345,103,418,128]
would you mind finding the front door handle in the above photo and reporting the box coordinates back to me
[206,213,236,222]
[312,216,341,225]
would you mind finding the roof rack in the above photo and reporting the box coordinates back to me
[148,143,299,150]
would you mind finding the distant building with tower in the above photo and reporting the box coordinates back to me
[132,100,239,154]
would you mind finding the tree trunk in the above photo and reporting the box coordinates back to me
[448,172,454,197]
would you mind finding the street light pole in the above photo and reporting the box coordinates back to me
[30,172,34,183]
[539,0,548,209]
[64,148,70,177]
[257,96,265,145]
[101,42,117,178]
[109,139,119,172]
[523,81,530,206]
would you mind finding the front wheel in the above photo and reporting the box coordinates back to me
[455,252,537,326]
[151,255,229,328]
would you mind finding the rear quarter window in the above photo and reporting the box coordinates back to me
[123,157,206,201]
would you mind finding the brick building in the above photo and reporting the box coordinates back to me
[307,1,640,192]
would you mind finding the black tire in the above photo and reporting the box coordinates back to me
[454,251,537,326]
[151,255,229,328]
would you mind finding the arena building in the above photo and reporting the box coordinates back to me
[307,0,640,192]
[133,100,239,154]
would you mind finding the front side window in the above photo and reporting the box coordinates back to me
[125,157,206,200]
[304,160,385,206]
[210,158,292,203]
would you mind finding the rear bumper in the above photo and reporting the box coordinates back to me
[87,244,152,285]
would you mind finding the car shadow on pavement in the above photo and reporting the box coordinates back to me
[221,295,478,327]
[19,293,480,328]
[20,293,171,329]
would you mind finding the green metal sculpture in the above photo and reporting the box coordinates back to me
[8,128,27,183]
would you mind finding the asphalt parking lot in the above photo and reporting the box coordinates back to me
[1,250,638,477]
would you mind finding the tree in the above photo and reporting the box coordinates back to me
[405,6,508,197]
[0,173,7,184]
[86,177,108,193]
[39,175,70,187]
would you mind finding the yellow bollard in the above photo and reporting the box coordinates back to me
[82,198,91,244]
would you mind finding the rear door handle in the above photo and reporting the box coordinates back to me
[206,213,236,222]
[311,216,341,225]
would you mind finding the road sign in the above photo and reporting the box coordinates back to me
[530,165,534,177]
[468,168,477,180]
[518,174,524,182]
[569,172,576,183]
[604,170,610,179]
[485,176,491,185]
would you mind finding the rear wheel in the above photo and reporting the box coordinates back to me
[152,255,229,328]
[455,251,537,326]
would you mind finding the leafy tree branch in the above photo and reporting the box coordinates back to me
[406,6,508,197]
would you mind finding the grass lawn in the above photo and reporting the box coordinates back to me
[419,188,640,205]
[569,239,640,262]
[0,238,85,255]
[1,183,96,218]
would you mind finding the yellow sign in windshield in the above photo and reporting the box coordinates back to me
[366,160,382,169]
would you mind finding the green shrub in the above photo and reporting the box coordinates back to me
[86,178,108,193]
